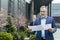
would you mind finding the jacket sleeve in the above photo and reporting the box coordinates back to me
[52,18,57,33]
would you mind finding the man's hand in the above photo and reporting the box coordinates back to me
[28,29,32,32]
[48,28,54,33]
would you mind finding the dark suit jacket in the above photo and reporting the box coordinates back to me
[33,16,57,40]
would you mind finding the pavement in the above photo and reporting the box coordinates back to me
[53,28,60,40]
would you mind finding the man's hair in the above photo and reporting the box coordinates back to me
[40,6,47,11]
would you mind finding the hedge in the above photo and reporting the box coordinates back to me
[0,32,13,40]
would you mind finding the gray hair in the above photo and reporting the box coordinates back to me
[40,6,47,11]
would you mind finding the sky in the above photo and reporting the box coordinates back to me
[52,0,60,3]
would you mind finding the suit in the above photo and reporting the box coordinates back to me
[33,16,57,40]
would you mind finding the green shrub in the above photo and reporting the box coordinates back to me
[29,34,36,40]
[4,13,36,40]
[18,26,30,37]
[5,15,17,33]
[24,29,30,37]
[19,32,25,40]
[12,32,25,40]
[0,32,13,40]
[5,25,17,33]
[11,32,21,40]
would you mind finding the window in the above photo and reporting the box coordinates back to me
[18,0,26,16]
[51,3,60,23]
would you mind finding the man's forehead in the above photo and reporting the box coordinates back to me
[40,6,46,8]
[40,6,47,11]
[40,8,47,11]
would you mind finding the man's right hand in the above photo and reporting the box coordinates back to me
[28,29,32,32]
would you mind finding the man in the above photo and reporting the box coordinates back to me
[28,6,57,40]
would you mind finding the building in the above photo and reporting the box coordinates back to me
[1,0,60,25]
[0,0,1,10]
[8,0,26,18]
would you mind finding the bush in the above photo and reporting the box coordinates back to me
[18,26,30,37]
[29,34,36,40]
[11,32,25,40]
[24,29,30,37]
[0,32,13,40]
[5,15,17,33]
[11,32,21,40]
[5,25,17,33]
[19,32,25,40]
[4,13,36,40]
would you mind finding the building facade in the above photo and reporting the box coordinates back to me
[0,0,60,24]
[0,0,1,10]
[8,0,26,18]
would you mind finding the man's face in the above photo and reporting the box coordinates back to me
[40,8,47,16]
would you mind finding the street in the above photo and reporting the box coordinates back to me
[53,28,60,40]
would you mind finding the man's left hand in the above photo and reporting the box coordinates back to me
[48,28,54,33]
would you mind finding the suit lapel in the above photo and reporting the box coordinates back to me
[46,16,49,24]
[39,17,41,24]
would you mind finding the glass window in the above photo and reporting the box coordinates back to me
[51,3,60,23]
[18,0,26,16]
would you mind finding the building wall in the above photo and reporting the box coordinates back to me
[0,0,1,10]
[18,0,26,17]
[8,0,26,18]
